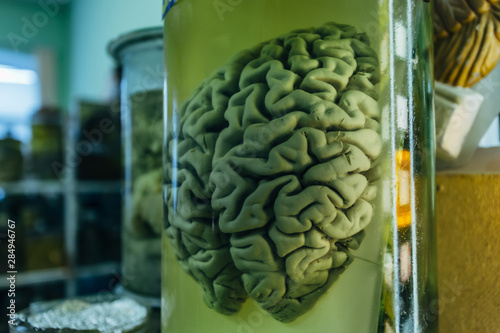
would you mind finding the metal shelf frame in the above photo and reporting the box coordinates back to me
[1,110,122,296]
[0,262,120,289]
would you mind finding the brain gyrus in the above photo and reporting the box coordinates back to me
[165,22,382,323]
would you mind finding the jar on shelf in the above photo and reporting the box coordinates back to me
[30,106,63,179]
[108,27,164,298]
[76,101,122,180]
[0,131,23,181]
[162,1,437,332]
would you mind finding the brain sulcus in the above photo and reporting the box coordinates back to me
[165,22,382,323]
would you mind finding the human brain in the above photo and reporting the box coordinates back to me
[165,22,382,323]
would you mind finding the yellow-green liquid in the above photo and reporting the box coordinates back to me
[163,1,386,332]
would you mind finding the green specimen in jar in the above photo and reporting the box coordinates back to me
[129,90,164,237]
[165,22,381,323]
[124,90,163,296]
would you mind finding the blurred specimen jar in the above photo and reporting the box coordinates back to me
[163,1,437,332]
[30,106,63,179]
[0,132,23,181]
[108,27,164,298]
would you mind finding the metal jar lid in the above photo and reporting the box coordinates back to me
[107,27,163,62]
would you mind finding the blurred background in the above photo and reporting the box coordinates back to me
[0,0,160,331]
[0,0,499,332]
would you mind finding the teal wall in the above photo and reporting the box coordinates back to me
[69,0,161,104]
[0,0,71,109]
[0,0,162,110]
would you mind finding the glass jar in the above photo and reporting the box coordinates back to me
[108,27,164,298]
[0,132,23,181]
[162,1,437,332]
[30,106,63,179]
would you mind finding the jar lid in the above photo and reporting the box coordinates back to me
[107,27,163,62]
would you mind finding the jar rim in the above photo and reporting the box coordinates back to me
[107,27,163,62]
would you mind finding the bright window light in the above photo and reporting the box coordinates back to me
[0,50,41,141]
[0,65,38,85]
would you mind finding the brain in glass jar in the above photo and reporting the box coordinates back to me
[165,22,381,323]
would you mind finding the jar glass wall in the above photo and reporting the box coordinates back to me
[163,1,436,332]
[109,28,164,298]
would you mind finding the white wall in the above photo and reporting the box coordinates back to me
[479,117,500,147]
[69,0,162,105]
